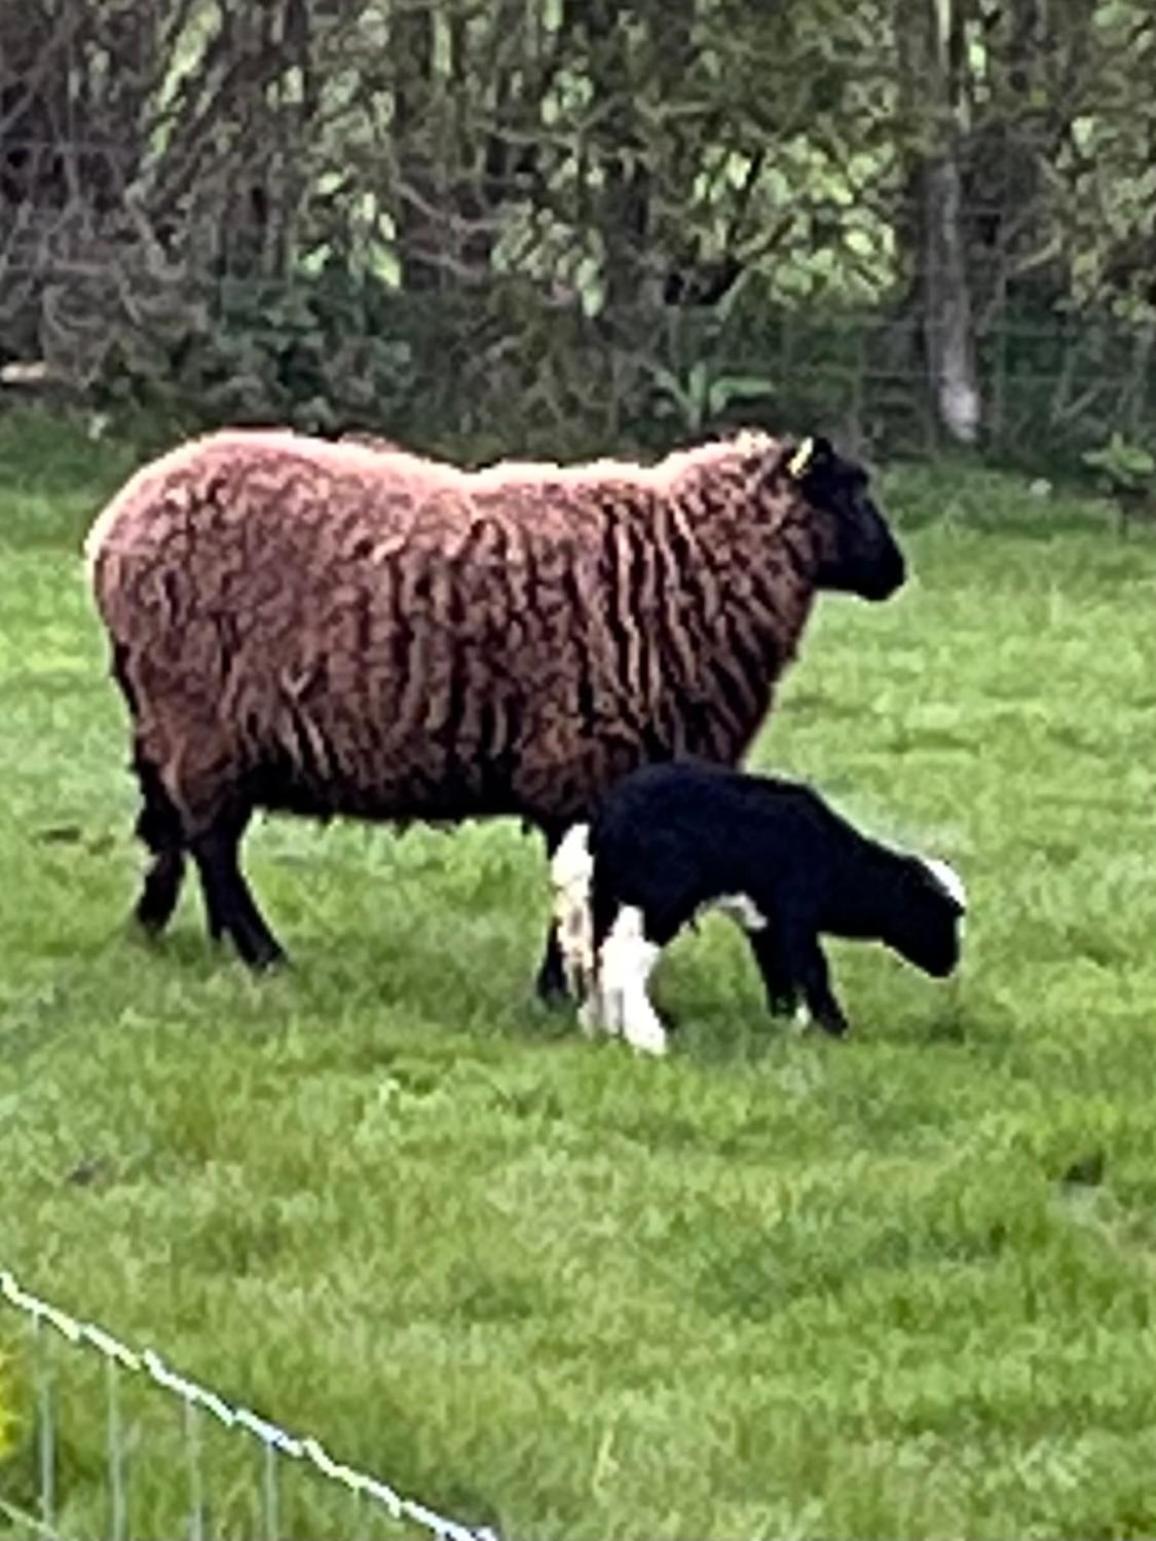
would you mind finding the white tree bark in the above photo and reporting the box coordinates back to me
[924,155,981,443]
[901,0,983,444]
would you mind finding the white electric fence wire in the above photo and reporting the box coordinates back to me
[1,1268,501,1541]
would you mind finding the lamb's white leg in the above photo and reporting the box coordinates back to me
[597,906,667,1057]
[583,960,622,1040]
[576,904,624,1040]
[550,823,600,1029]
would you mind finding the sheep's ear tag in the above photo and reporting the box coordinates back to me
[787,438,814,479]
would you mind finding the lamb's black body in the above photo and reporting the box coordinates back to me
[586,758,965,1036]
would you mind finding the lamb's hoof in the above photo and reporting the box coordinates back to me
[814,1012,849,1039]
[623,1015,669,1058]
[241,942,288,974]
[628,1029,669,1058]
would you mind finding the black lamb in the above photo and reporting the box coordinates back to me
[550,758,967,1055]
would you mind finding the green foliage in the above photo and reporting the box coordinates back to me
[96,266,418,437]
[4,416,1156,1535]
[642,358,777,436]
[1082,431,1156,495]
[1081,429,1156,530]
[0,1353,13,1463]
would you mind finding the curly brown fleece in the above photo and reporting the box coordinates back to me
[86,427,874,843]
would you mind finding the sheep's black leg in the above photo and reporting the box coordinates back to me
[534,822,572,1006]
[132,754,187,936]
[189,806,285,971]
[536,930,569,1005]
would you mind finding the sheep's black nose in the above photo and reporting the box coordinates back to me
[865,548,906,600]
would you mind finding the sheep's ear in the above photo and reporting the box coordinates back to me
[786,437,815,479]
[784,434,834,482]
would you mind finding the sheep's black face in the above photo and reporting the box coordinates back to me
[787,437,906,601]
[886,857,966,978]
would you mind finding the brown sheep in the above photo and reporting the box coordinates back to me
[83,427,907,999]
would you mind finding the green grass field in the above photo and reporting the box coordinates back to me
[2,408,1156,1540]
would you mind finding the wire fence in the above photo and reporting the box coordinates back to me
[0,1268,501,1541]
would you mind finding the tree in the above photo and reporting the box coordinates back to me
[895,0,981,444]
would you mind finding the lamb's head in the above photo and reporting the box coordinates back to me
[884,852,967,978]
[780,435,906,602]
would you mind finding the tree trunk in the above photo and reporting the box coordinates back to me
[924,153,980,442]
[895,0,982,444]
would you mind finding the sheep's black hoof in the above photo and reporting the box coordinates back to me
[133,895,178,938]
[128,916,168,952]
[534,978,572,1011]
[132,897,180,943]
[534,950,572,1010]
[133,851,185,935]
